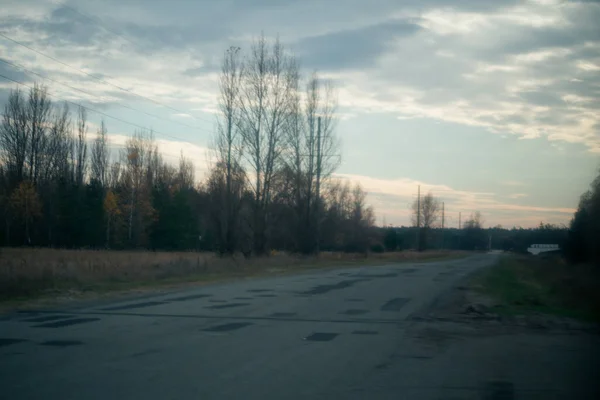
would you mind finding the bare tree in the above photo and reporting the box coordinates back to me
[307,73,339,252]
[122,129,155,246]
[211,46,245,254]
[91,119,109,186]
[281,71,340,253]
[238,35,297,255]
[411,192,441,229]
[45,103,72,182]
[177,152,195,190]
[107,161,121,189]
[75,106,88,186]
[411,192,441,251]
[464,211,484,229]
[26,83,52,184]
[40,102,72,244]
[281,71,308,252]
[0,88,29,186]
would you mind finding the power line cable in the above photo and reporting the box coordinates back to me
[60,3,144,53]
[0,58,211,133]
[0,72,206,146]
[0,31,215,125]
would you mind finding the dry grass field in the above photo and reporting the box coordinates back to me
[0,247,468,302]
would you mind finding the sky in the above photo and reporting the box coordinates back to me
[1,0,599,228]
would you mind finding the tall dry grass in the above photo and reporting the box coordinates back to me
[0,247,465,300]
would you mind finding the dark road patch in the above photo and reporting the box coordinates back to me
[401,268,416,273]
[301,279,369,295]
[345,298,364,302]
[234,297,253,300]
[101,301,166,311]
[33,318,100,328]
[203,322,253,332]
[40,340,83,347]
[0,338,27,347]
[23,315,71,323]
[304,332,338,342]
[208,299,227,303]
[381,298,410,312]
[482,381,515,400]
[131,348,161,358]
[17,310,41,315]
[351,272,398,278]
[247,289,272,293]
[352,330,378,335]
[256,294,276,297]
[166,294,211,301]
[269,312,297,318]
[206,303,249,310]
[340,309,369,315]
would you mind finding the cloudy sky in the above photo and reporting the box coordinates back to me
[1,0,599,228]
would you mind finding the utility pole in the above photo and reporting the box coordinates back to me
[315,117,322,254]
[458,211,462,250]
[416,185,421,251]
[441,201,445,249]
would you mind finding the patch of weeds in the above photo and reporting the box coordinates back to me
[472,255,600,322]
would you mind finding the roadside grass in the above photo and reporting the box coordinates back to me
[0,247,469,309]
[471,254,600,322]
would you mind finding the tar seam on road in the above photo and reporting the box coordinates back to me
[40,340,84,347]
[203,322,253,332]
[22,315,72,323]
[20,309,410,325]
[165,294,212,301]
[32,318,100,328]
[100,301,168,311]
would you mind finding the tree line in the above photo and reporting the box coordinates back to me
[0,37,376,255]
[565,168,600,265]
[373,191,570,254]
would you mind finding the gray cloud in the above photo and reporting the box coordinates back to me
[1,0,599,151]
[518,91,566,107]
[295,20,421,70]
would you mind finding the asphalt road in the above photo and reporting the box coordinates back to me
[1,254,598,399]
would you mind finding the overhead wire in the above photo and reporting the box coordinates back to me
[59,3,144,54]
[0,72,205,146]
[0,58,213,133]
[0,31,215,126]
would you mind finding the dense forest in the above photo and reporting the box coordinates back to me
[0,38,376,255]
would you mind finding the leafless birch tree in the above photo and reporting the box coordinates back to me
[26,83,52,184]
[211,46,245,254]
[75,106,88,186]
[91,120,109,186]
[238,35,298,255]
[0,88,29,186]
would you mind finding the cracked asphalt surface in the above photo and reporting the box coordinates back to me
[1,254,598,399]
